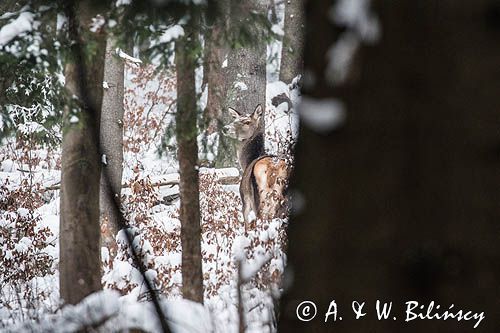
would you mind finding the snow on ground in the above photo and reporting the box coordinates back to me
[0,13,297,330]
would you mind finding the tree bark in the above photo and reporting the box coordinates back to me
[59,1,106,305]
[202,0,238,168]
[226,0,267,115]
[203,2,228,136]
[279,1,500,332]
[175,15,204,304]
[100,35,125,254]
[279,0,304,83]
[217,0,268,168]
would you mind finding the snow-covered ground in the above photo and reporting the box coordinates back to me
[0,3,300,330]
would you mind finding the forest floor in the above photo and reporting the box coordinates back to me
[0,58,299,331]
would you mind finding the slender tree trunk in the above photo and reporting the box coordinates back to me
[279,1,500,332]
[60,1,107,305]
[175,15,204,304]
[100,35,125,255]
[279,0,304,83]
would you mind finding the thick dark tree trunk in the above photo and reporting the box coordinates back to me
[60,1,107,305]
[279,0,304,83]
[203,5,228,136]
[218,0,268,169]
[175,15,204,304]
[202,0,237,168]
[100,35,125,254]
[226,0,267,115]
[279,1,500,332]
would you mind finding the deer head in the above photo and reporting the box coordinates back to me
[222,104,263,141]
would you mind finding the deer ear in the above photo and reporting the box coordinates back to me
[252,104,263,119]
[228,107,241,119]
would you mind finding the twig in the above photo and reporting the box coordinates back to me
[237,259,245,333]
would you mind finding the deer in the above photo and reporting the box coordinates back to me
[222,104,289,232]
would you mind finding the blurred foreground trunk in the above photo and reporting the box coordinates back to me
[279,1,500,332]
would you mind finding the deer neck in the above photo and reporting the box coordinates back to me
[237,124,265,171]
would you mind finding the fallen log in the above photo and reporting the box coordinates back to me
[44,175,240,191]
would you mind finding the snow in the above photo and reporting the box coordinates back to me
[1,33,294,331]
[298,96,346,133]
[271,24,284,36]
[90,15,106,33]
[158,25,185,44]
[234,81,248,91]
[247,210,257,223]
[1,159,16,172]
[9,290,121,332]
[56,13,67,31]
[116,0,132,6]
[240,253,272,282]
[326,32,360,85]
[17,207,29,218]
[14,237,32,253]
[0,11,34,47]
[326,0,380,86]
[19,121,44,134]
[101,247,110,264]
[108,19,117,28]
[330,0,381,42]
[116,48,143,64]
[69,115,79,124]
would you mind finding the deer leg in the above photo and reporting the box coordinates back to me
[242,199,252,235]
[240,181,256,235]
[254,159,270,219]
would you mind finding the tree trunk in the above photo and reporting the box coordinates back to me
[279,0,304,83]
[59,1,106,305]
[217,0,268,168]
[226,0,267,115]
[203,3,228,136]
[100,35,125,255]
[279,1,500,332]
[202,0,238,168]
[175,15,204,304]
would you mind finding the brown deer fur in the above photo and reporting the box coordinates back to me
[223,105,288,231]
